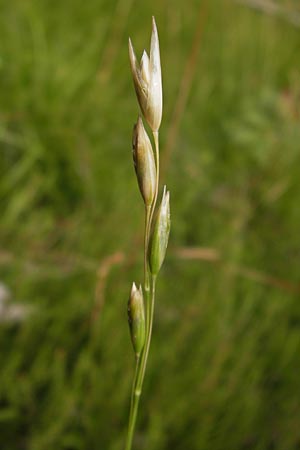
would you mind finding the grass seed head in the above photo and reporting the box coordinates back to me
[128,17,162,132]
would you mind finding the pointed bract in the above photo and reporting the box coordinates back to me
[140,51,150,85]
[129,38,148,113]
[148,16,162,131]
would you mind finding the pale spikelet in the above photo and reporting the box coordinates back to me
[132,116,156,206]
[128,17,162,132]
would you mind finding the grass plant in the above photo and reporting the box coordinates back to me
[0,1,300,449]
[125,18,170,450]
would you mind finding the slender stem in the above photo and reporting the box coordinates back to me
[125,356,140,450]
[137,274,156,386]
[124,275,157,450]
[125,131,160,450]
[129,355,140,417]
[144,205,151,292]
[150,131,160,228]
[145,131,159,337]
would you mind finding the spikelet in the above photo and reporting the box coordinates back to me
[128,283,146,357]
[132,116,156,207]
[128,17,162,132]
[149,186,171,275]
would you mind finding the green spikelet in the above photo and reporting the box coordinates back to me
[149,186,171,276]
[128,283,146,357]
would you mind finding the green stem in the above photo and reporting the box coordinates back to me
[150,131,160,228]
[125,204,151,450]
[144,205,151,291]
[146,131,159,337]
[125,131,160,450]
[124,276,157,450]
[125,356,140,450]
[137,275,156,386]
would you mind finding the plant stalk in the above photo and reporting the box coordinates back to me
[124,276,157,450]
[150,131,160,227]
[125,354,140,450]
[125,132,160,450]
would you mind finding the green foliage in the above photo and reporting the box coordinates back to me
[1,0,300,449]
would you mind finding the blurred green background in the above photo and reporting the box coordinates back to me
[1,0,300,449]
